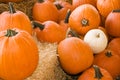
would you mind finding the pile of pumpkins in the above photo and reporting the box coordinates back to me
[0,0,120,80]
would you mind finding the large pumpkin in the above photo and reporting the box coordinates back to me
[32,0,59,22]
[0,2,33,35]
[97,0,120,18]
[0,28,39,80]
[105,10,120,37]
[69,4,100,35]
[58,37,94,74]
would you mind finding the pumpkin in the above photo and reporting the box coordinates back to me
[93,49,120,79]
[97,0,120,18]
[105,9,120,37]
[78,65,113,80]
[32,21,66,43]
[57,37,94,74]
[72,0,97,10]
[69,4,100,35]
[0,28,39,80]
[0,2,33,35]
[32,0,59,22]
[54,0,73,22]
[0,0,23,2]
[83,29,108,53]
[107,38,120,56]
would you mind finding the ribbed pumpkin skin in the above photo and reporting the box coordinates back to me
[0,28,39,80]
[97,0,120,18]
[69,4,100,35]
[58,37,94,74]
[0,0,23,2]
[0,11,33,35]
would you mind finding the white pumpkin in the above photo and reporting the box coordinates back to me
[83,29,108,54]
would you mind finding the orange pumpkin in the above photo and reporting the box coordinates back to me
[58,37,94,74]
[54,0,73,22]
[0,28,39,80]
[32,21,66,43]
[32,0,59,22]
[107,38,120,56]
[69,4,100,35]
[0,2,33,35]
[72,0,97,10]
[78,65,113,80]
[97,0,120,18]
[93,49,120,79]
[105,9,120,37]
[0,0,23,2]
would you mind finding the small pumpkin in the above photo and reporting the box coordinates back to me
[0,2,33,35]
[93,49,120,79]
[83,29,108,53]
[0,28,39,80]
[78,65,113,80]
[97,0,120,18]
[69,4,100,35]
[57,37,94,74]
[105,9,120,37]
[32,21,66,43]
[32,0,59,22]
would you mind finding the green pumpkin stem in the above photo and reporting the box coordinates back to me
[64,9,71,23]
[112,9,120,13]
[105,51,112,57]
[5,29,18,37]
[81,18,89,26]
[93,65,103,80]
[9,2,16,13]
[38,0,44,3]
[32,21,44,30]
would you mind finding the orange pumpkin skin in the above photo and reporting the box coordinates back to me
[58,37,94,74]
[0,28,39,80]
[93,49,120,79]
[0,0,23,2]
[105,10,120,37]
[33,21,66,43]
[97,0,120,18]
[107,38,120,56]
[0,3,33,35]
[78,66,113,80]
[54,0,73,22]
[72,0,96,10]
[32,0,59,22]
[69,4,100,35]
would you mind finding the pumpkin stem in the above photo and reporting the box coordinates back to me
[66,28,80,38]
[5,29,18,37]
[81,18,89,26]
[38,0,44,3]
[93,65,103,80]
[96,33,100,38]
[9,2,16,13]
[55,4,63,10]
[112,9,120,13]
[64,9,71,23]
[32,21,44,30]
[105,51,112,57]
